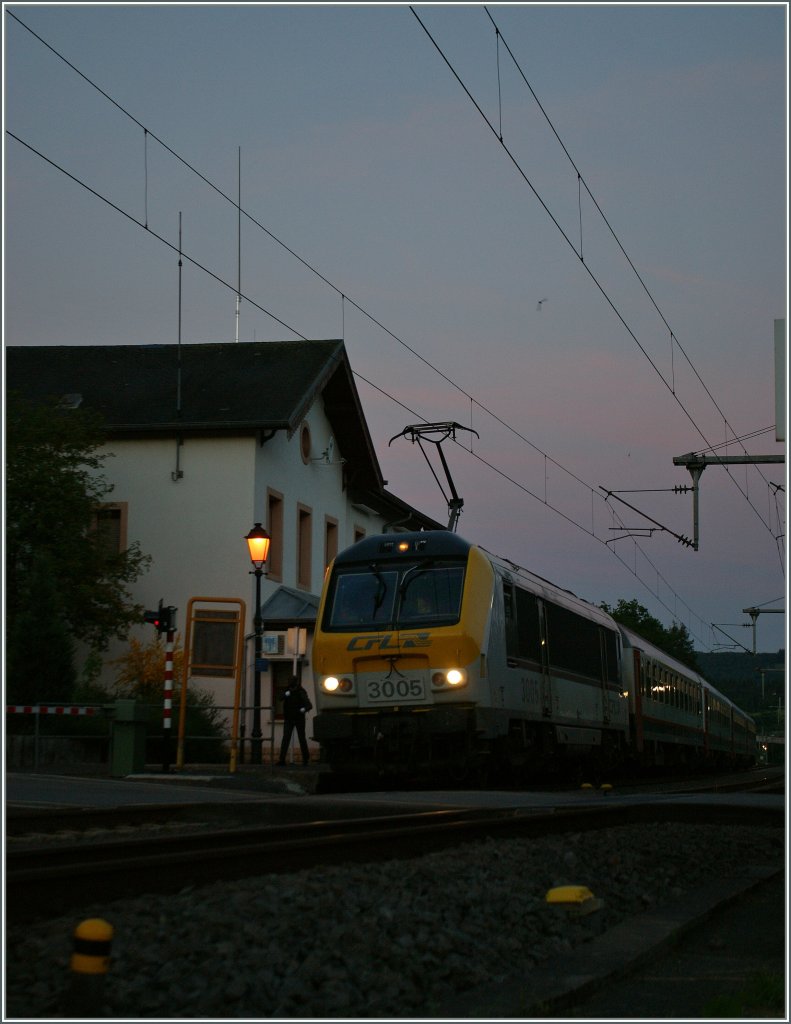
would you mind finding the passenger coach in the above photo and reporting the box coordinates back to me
[620,628,757,770]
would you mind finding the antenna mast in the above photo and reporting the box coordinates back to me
[235,146,241,342]
[172,212,184,481]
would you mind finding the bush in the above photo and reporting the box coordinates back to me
[111,635,228,763]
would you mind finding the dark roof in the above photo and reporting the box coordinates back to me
[6,340,343,432]
[5,340,385,492]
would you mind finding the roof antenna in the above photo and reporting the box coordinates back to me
[172,211,184,481]
[389,422,479,532]
[176,211,183,418]
[235,145,241,343]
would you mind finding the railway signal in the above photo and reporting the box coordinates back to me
[143,601,177,634]
[142,600,178,772]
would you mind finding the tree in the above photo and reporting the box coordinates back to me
[5,393,151,699]
[600,598,700,672]
[5,553,77,704]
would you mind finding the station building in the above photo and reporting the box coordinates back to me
[6,340,443,763]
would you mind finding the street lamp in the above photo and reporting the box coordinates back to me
[245,522,271,764]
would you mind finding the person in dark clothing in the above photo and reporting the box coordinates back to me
[277,677,312,766]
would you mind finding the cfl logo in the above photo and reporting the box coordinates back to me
[347,632,431,651]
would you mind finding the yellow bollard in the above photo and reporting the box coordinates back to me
[64,918,113,1017]
[546,885,595,905]
[545,885,604,917]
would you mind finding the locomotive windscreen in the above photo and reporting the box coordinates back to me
[324,560,466,632]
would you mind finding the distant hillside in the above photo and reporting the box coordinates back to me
[695,650,785,713]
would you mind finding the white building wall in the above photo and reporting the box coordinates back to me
[91,395,394,764]
[100,434,257,635]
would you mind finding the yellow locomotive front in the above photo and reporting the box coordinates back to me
[312,531,494,777]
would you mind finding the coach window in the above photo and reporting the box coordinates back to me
[516,587,542,663]
[545,602,600,678]
[602,629,619,686]
[503,583,518,658]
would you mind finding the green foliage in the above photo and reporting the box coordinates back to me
[5,552,76,704]
[695,651,785,714]
[5,392,151,697]
[702,971,785,1017]
[111,635,228,763]
[600,598,700,671]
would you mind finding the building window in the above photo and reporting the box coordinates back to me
[300,422,312,464]
[297,504,312,590]
[92,503,128,558]
[354,526,366,544]
[325,517,339,569]
[267,489,284,582]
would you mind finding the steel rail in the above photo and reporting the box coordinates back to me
[6,795,782,925]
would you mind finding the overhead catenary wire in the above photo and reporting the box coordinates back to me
[5,133,312,343]
[411,5,783,556]
[482,5,777,477]
[4,127,722,650]
[8,9,781,547]
[5,13,782,648]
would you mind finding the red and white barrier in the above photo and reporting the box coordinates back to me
[6,705,102,716]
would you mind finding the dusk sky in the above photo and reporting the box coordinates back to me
[4,3,788,654]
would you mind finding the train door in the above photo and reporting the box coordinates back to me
[598,628,611,725]
[537,600,552,717]
[632,652,645,753]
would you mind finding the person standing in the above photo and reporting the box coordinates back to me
[277,676,312,766]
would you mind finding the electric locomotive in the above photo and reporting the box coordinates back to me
[311,530,630,779]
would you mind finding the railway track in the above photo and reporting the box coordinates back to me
[6,774,783,925]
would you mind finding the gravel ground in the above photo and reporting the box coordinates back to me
[4,822,784,1019]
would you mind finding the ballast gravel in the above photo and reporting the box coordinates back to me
[5,822,783,1019]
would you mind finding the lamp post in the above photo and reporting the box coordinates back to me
[245,522,271,765]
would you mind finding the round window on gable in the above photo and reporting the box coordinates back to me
[300,422,312,464]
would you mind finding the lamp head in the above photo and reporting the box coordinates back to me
[245,522,271,570]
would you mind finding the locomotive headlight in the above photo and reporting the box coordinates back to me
[432,668,467,688]
[322,676,353,694]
